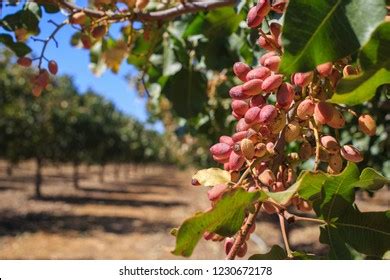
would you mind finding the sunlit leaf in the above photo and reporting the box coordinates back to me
[331,22,390,105]
[172,188,263,257]
[192,168,231,187]
[280,0,386,75]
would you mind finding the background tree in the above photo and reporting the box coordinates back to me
[0,50,173,196]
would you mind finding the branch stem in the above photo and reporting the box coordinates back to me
[37,20,67,69]
[283,211,326,225]
[226,202,261,260]
[258,28,282,55]
[310,119,321,171]
[57,0,236,22]
[278,213,293,258]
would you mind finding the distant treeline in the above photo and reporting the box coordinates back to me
[0,52,173,197]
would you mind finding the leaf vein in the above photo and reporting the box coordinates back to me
[337,222,390,236]
[286,0,342,72]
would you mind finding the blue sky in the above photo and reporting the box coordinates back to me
[2,1,163,131]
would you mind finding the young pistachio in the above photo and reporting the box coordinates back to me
[340,145,363,162]
[358,114,376,136]
[240,139,255,160]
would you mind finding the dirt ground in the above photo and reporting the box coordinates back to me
[0,160,388,259]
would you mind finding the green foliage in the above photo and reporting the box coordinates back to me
[258,162,389,210]
[249,245,287,260]
[320,206,390,259]
[172,188,264,257]
[163,69,208,118]
[290,163,390,258]
[0,2,41,34]
[0,53,171,167]
[184,7,244,70]
[38,2,60,14]
[280,0,386,75]
[332,22,390,105]
[140,7,252,159]
[304,164,385,203]
[0,34,31,57]
[249,245,316,260]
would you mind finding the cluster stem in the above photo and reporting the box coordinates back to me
[310,119,321,171]
[33,20,67,69]
[278,212,293,258]
[226,202,261,260]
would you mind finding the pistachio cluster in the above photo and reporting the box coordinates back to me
[17,57,58,96]
[202,0,377,258]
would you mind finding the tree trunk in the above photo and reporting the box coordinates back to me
[73,162,80,189]
[121,164,126,179]
[114,164,120,181]
[128,164,133,178]
[99,164,105,183]
[6,162,13,176]
[35,158,42,198]
[124,164,130,180]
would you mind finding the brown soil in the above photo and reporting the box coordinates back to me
[0,160,388,259]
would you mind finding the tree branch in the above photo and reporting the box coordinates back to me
[57,0,236,22]
[33,20,67,69]
[226,201,261,260]
[282,210,326,225]
[278,212,293,258]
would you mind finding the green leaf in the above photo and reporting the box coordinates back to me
[183,14,206,38]
[249,245,287,260]
[291,163,389,218]
[182,8,243,69]
[0,2,41,34]
[359,23,390,70]
[203,7,243,36]
[355,167,390,191]
[202,35,240,70]
[331,68,390,105]
[320,225,352,259]
[162,37,182,76]
[304,164,390,259]
[266,182,300,205]
[70,32,81,47]
[39,2,60,13]
[264,162,389,207]
[319,162,360,220]
[0,34,32,57]
[163,69,208,118]
[127,29,163,68]
[331,22,390,105]
[291,251,318,260]
[249,246,316,260]
[172,188,262,257]
[280,0,386,75]
[265,170,327,205]
[296,171,328,201]
[192,168,231,187]
[320,205,390,259]
[184,7,243,38]
[24,2,42,18]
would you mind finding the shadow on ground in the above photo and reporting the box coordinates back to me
[0,211,174,236]
[31,194,186,208]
